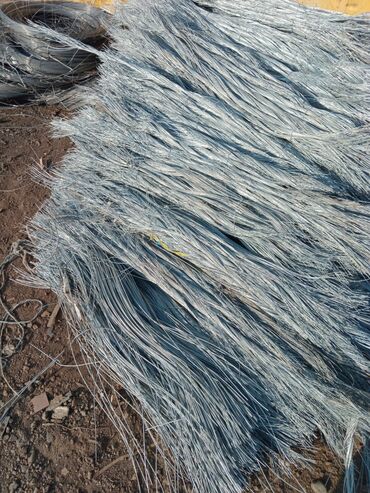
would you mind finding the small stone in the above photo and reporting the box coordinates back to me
[18,444,27,455]
[30,393,49,414]
[16,429,25,439]
[87,471,92,480]
[9,481,20,492]
[28,449,36,466]
[2,343,16,357]
[80,410,86,417]
[61,468,68,477]
[311,481,328,493]
[51,406,69,421]
[47,392,71,411]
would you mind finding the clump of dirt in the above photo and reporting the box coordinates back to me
[0,104,365,493]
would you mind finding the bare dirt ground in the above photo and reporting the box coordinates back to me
[0,106,144,493]
[0,104,366,493]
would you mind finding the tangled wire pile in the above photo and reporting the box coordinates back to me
[0,1,108,102]
[26,0,369,491]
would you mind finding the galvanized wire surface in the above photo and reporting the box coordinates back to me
[26,0,369,492]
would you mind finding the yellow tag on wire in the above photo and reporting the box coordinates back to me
[149,234,188,258]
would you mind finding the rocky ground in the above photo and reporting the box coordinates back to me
[0,104,366,493]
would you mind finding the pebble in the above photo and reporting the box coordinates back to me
[18,445,27,456]
[311,480,328,493]
[9,481,20,493]
[28,449,36,466]
[30,392,49,414]
[16,431,26,441]
[2,344,16,357]
[61,468,69,477]
[51,406,69,421]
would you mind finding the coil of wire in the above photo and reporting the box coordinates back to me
[0,1,108,102]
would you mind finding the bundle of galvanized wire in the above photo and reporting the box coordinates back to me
[0,1,108,102]
[27,0,369,491]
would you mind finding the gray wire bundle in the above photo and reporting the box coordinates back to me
[0,1,108,102]
[26,0,369,491]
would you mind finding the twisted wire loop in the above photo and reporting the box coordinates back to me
[0,1,109,103]
[24,1,370,492]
